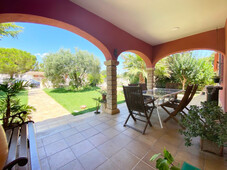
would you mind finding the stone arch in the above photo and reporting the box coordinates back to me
[152,28,225,66]
[153,48,225,67]
[118,50,152,68]
[0,13,112,60]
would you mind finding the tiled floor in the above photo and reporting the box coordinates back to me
[35,97,227,170]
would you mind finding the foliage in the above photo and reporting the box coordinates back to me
[179,101,227,147]
[0,22,23,39]
[43,48,101,89]
[150,148,180,170]
[168,52,199,90]
[0,80,35,128]
[122,53,147,83]
[0,48,37,78]
[92,97,102,113]
[44,87,125,116]
[98,89,107,95]
[155,52,215,90]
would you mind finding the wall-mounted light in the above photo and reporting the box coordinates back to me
[114,49,118,58]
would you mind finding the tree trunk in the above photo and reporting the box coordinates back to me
[139,73,145,83]
[4,96,11,128]
[10,74,14,79]
[182,77,187,90]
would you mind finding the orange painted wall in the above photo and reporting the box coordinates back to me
[219,19,227,112]
[152,28,225,66]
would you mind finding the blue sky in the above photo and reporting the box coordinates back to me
[0,22,214,73]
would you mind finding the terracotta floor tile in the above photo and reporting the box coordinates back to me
[65,133,85,146]
[111,133,133,148]
[40,158,50,170]
[60,127,78,138]
[38,147,46,160]
[133,161,155,170]
[42,133,63,145]
[94,123,110,132]
[78,148,107,170]
[44,139,68,156]
[125,140,151,158]
[71,140,95,157]
[97,140,122,158]
[102,128,120,138]
[110,148,139,170]
[80,128,99,138]
[142,149,161,168]
[59,159,84,170]
[88,133,109,147]
[47,148,76,169]
[95,159,119,170]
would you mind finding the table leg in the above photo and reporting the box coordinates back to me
[156,106,163,128]
[155,99,163,128]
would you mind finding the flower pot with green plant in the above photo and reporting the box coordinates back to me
[213,75,220,83]
[179,101,227,156]
[150,148,200,170]
[93,97,102,114]
[98,90,107,101]
[0,80,36,129]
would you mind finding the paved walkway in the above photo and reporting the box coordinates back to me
[28,88,70,122]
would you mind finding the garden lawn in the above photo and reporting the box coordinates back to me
[0,90,28,105]
[44,87,125,116]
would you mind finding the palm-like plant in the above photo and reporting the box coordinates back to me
[168,52,199,90]
[122,53,147,83]
[0,80,35,128]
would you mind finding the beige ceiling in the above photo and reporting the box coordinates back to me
[70,0,227,46]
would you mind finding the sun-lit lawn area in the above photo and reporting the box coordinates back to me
[44,87,125,116]
[0,90,28,105]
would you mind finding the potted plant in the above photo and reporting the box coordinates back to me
[213,75,220,83]
[179,101,227,156]
[150,148,200,170]
[0,80,36,129]
[98,90,107,101]
[93,97,102,114]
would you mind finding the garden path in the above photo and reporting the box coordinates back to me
[28,88,70,122]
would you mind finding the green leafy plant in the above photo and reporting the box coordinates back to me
[0,80,36,128]
[150,148,180,170]
[179,101,227,147]
[92,97,102,114]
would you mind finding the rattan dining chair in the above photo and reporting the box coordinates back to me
[160,85,193,126]
[123,86,155,134]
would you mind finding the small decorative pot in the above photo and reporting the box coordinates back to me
[102,94,106,101]
[213,77,220,83]
[201,139,223,156]
[0,125,8,169]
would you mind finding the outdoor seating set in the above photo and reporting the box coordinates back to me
[123,84,198,134]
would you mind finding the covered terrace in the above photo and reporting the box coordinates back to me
[1,0,227,169]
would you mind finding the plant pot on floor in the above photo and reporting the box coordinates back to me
[201,139,223,156]
[213,76,220,83]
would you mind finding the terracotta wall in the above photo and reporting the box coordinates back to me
[152,28,225,67]
[0,0,152,66]
[219,19,227,111]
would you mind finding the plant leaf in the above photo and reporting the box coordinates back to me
[150,153,161,161]
[163,148,174,164]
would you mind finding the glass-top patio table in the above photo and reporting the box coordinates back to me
[143,88,184,128]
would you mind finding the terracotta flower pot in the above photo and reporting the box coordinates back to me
[0,125,8,169]
[201,139,223,156]
[102,94,106,101]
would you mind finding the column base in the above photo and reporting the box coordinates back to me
[101,103,120,114]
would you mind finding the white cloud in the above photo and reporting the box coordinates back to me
[35,53,49,58]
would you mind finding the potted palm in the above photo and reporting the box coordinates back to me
[98,90,107,101]
[93,97,102,114]
[213,75,220,83]
[179,101,227,156]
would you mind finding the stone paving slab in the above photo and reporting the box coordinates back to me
[28,88,70,122]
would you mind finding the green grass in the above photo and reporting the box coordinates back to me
[44,87,125,116]
[0,90,28,105]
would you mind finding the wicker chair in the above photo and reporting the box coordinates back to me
[160,85,193,126]
[123,86,155,134]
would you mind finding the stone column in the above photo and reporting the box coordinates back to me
[104,60,120,114]
[147,67,155,90]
